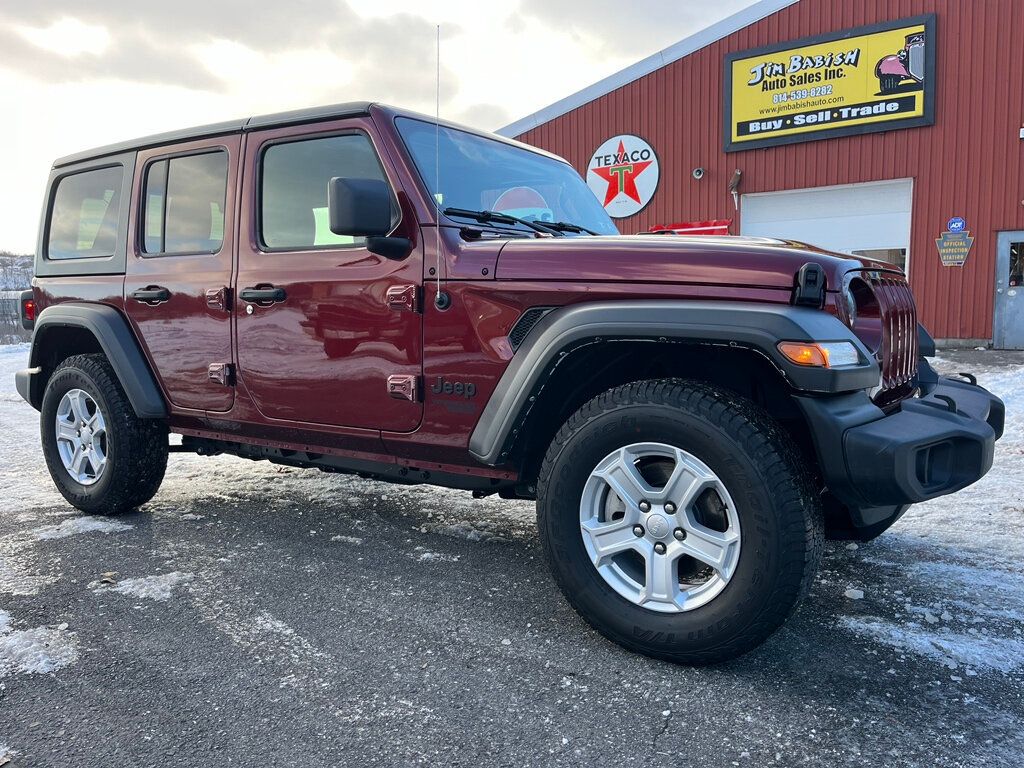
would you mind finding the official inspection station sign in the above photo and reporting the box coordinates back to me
[724,15,935,151]
[936,217,974,267]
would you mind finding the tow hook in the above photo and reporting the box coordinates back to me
[956,372,978,386]
[933,394,958,413]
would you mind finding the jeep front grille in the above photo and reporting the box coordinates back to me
[871,275,919,394]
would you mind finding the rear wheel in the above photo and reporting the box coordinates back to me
[40,354,168,515]
[537,379,822,664]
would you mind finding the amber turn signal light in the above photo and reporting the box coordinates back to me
[777,341,860,368]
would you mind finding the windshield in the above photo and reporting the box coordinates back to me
[395,117,618,236]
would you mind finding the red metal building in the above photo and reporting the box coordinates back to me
[499,0,1024,346]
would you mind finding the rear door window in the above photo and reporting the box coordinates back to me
[259,133,391,250]
[143,151,228,255]
[47,165,124,260]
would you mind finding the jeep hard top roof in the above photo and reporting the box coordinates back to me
[53,102,565,168]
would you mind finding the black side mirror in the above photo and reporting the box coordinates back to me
[327,177,394,237]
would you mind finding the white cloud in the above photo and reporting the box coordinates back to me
[16,17,110,58]
[192,39,358,107]
[0,2,758,253]
[343,0,481,22]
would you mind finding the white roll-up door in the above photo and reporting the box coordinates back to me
[740,179,913,264]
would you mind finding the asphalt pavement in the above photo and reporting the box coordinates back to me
[1,346,1022,767]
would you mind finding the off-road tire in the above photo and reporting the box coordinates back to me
[536,378,823,664]
[40,353,168,515]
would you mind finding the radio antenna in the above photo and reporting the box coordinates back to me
[433,23,450,310]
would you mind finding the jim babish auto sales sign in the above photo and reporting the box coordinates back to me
[724,15,936,151]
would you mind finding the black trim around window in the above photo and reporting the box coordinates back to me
[137,147,230,259]
[254,128,400,254]
[36,152,136,278]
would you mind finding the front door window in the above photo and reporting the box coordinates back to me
[259,133,392,250]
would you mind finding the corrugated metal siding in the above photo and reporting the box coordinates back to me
[515,0,1024,340]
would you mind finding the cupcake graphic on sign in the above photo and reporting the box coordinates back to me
[875,30,926,94]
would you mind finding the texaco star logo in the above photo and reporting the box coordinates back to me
[587,135,660,218]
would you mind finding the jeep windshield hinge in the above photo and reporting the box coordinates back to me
[386,284,420,313]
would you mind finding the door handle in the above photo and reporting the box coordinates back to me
[131,286,170,305]
[239,285,287,306]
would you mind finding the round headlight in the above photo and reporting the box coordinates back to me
[843,285,857,328]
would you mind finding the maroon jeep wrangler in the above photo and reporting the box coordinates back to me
[16,102,1004,663]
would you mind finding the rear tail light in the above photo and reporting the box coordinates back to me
[20,290,35,330]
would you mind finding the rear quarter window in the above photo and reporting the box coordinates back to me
[143,151,228,256]
[47,165,124,260]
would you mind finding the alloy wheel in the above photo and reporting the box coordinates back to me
[579,442,741,613]
[55,388,108,486]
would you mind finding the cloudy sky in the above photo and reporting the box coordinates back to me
[0,0,758,253]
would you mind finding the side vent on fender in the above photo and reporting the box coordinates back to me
[508,307,555,351]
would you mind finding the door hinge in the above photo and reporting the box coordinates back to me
[386,284,420,313]
[206,286,232,312]
[387,374,420,402]
[208,363,235,386]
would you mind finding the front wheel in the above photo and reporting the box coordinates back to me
[40,353,168,515]
[536,379,822,664]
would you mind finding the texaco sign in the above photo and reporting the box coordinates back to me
[587,135,660,218]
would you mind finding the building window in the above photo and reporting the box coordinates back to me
[852,248,908,273]
[1009,242,1023,287]
[143,151,228,255]
[259,133,390,251]
[47,165,124,260]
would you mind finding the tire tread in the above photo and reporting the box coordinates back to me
[41,353,168,515]
[537,378,823,664]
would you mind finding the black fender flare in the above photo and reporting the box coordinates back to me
[468,300,879,465]
[25,303,167,418]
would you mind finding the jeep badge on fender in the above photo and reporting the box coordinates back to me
[15,102,1004,665]
[431,377,477,399]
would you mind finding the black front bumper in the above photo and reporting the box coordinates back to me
[795,363,1004,535]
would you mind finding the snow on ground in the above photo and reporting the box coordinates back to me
[0,344,65,511]
[828,356,1024,673]
[0,608,79,677]
[410,546,460,563]
[840,615,1022,673]
[1,514,135,596]
[31,516,133,541]
[330,534,363,544]
[0,343,1022,677]
[89,571,194,601]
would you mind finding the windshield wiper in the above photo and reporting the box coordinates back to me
[442,207,562,236]
[536,220,598,235]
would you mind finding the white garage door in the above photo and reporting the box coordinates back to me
[740,179,913,270]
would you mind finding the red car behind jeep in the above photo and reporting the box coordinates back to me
[16,102,1004,663]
